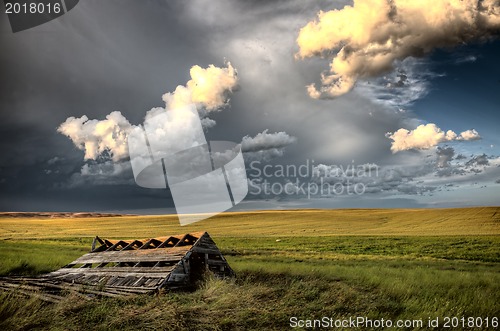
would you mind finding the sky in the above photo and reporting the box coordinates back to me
[0,0,499,213]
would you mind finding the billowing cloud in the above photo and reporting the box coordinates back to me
[386,123,481,153]
[457,129,481,141]
[162,62,238,112]
[241,129,296,161]
[57,111,133,161]
[297,0,500,98]
[58,63,238,162]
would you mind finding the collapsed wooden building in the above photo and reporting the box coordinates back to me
[0,232,233,301]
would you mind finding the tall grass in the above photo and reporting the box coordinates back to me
[0,208,499,330]
[1,265,498,330]
[0,239,89,276]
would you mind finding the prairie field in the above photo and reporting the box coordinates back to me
[0,207,499,330]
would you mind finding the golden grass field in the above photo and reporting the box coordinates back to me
[1,207,499,330]
[1,207,499,239]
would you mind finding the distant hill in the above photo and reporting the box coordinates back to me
[0,212,132,219]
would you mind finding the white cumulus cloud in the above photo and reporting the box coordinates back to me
[57,111,133,161]
[297,0,500,98]
[58,63,238,162]
[386,123,481,153]
[162,62,238,112]
[457,129,481,141]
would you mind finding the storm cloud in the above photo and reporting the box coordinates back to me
[1,0,499,212]
[297,0,500,98]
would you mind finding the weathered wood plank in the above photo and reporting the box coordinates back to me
[91,236,104,251]
[174,234,198,247]
[157,236,179,248]
[49,266,176,275]
[98,232,205,248]
[48,271,173,280]
[122,240,143,250]
[0,276,157,299]
[105,240,127,251]
[206,259,228,266]
[68,247,191,265]
[190,247,220,255]
[2,280,131,298]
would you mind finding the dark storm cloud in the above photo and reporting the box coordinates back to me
[241,130,296,161]
[466,154,490,167]
[245,149,500,203]
[0,0,221,210]
[180,0,417,167]
[436,147,455,168]
[1,0,499,211]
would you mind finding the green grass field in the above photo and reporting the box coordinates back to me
[0,207,499,330]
